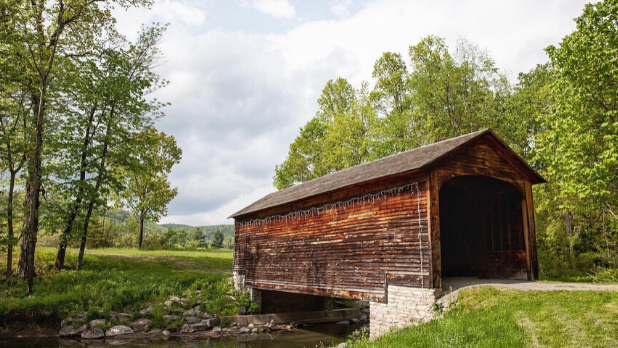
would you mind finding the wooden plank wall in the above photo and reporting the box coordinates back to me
[234,177,431,303]
[435,139,527,193]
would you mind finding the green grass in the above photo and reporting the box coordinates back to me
[0,247,239,327]
[347,287,618,348]
[539,268,618,284]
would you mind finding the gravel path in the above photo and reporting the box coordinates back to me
[437,277,618,304]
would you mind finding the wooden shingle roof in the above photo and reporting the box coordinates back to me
[231,129,544,218]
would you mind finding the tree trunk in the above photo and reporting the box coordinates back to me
[565,212,577,273]
[22,92,45,294]
[54,104,97,271]
[76,217,89,271]
[18,2,68,294]
[77,113,111,270]
[6,169,16,281]
[138,217,144,249]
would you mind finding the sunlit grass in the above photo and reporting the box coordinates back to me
[0,247,236,326]
[347,287,618,348]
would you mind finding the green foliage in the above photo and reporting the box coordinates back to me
[534,0,618,274]
[0,247,236,326]
[122,127,182,248]
[223,236,234,249]
[274,78,376,189]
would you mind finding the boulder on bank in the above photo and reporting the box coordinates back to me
[105,325,134,337]
[131,318,152,332]
[82,328,105,339]
[164,314,180,322]
[59,324,87,337]
[183,316,200,324]
[140,306,153,316]
[89,319,105,328]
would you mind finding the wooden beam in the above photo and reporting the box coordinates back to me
[521,194,532,279]
[525,181,539,280]
[429,170,441,289]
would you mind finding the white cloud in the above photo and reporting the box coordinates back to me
[329,0,352,17]
[251,0,296,18]
[152,1,206,26]
[113,0,206,41]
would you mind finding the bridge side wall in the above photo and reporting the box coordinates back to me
[233,173,431,303]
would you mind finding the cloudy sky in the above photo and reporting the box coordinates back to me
[113,0,590,226]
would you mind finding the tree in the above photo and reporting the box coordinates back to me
[536,0,618,272]
[223,235,234,249]
[502,64,553,165]
[408,36,509,142]
[123,128,181,249]
[211,229,223,249]
[49,24,169,270]
[274,78,376,189]
[0,13,28,281]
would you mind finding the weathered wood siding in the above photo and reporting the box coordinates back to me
[234,177,431,303]
[435,138,527,192]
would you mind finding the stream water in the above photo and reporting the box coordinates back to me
[1,323,364,348]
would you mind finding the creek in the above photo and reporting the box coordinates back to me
[0,323,364,348]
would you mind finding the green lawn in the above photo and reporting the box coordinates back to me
[0,247,238,327]
[348,287,618,348]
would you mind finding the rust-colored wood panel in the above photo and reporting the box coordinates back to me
[436,139,526,193]
[245,172,428,220]
[234,176,431,303]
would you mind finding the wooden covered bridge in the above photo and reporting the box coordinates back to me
[230,129,544,336]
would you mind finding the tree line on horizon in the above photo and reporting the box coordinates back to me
[0,1,181,294]
[275,0,618,279]
[38,210,236,250]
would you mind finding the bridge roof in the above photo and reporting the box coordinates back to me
[230,129,544,218]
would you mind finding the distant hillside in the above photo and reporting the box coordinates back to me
[104,210,234,238]
[159,223,193,230]
[159,223,234,238]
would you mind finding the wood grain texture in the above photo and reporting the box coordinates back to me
[234,177,431,303]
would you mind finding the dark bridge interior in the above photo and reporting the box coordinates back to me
[439,176,528,280]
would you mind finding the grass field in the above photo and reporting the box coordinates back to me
[0,247,238,327]
[347,286,618,348]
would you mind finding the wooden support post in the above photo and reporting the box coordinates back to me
[428,170,441,289]
[521,195,532,279]
[525,181,539,280]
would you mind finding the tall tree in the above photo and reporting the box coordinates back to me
[537,0,618,272]
[50,24,168,270]
[0,3,28,281]
[408,36,508,142]
[123,128,181,249]
[211,229,223,249]
[369,52,419,157]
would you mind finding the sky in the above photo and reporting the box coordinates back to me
[112,0,591,226]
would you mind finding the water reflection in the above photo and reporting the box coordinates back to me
[1,323,363,348]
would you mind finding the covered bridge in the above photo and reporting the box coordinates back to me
[230,129,545,336]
